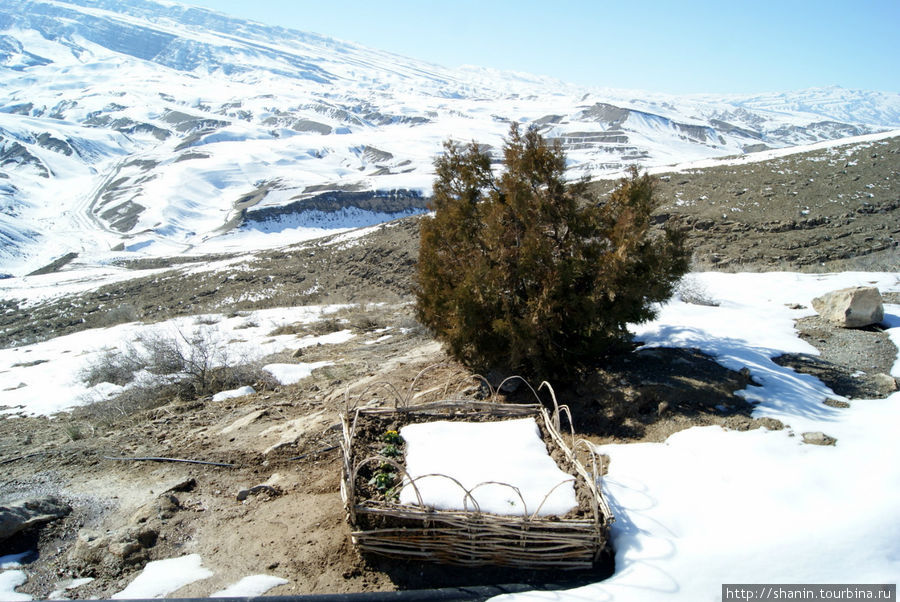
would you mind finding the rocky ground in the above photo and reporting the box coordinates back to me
[0,134,898,598]
[592,133,900,272]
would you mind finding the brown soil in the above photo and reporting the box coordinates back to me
[6,317,874,598]
[591,133,900,272]
[1,134,898,598]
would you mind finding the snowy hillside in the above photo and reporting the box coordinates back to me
[1,0,899,275]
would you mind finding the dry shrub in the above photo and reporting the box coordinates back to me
[78,325,278,420]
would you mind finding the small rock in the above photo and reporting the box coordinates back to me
[757,417,784,431]
[802,431,836,446]
[657,401,670,416]
[157,494,181,519]
[165,478,197,493]
[811,286,884,328]
[291,348,304,358]
[823,398,851,409]
[499,378,521,394]
[108,540,143,563]
[873,373,898,394]
[135,526,158,548]
[236,484,282,502]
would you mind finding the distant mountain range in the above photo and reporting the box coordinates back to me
[1,0,899,275]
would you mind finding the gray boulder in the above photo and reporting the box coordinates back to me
[802,431,837,446]
[0,496,71,541]
[811,286,884,328]
[873,373,898,395]
[68,526,157,576]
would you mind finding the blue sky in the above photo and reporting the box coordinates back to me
[184,1,899,95]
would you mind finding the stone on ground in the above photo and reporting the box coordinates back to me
[811,286,884,328]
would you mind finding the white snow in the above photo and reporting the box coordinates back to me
[210,575,289,598]
[643,128,900,177]
[0,553,30,570]
[211,385,255,402]
[0,305,351,416]
[884,305,900,377]
[0,570,30,601]
[494,271,900,601]
[399,418,577,516]
[1,550,285,600]
[296,329,356,348]
[263,360,334,385]
[111,554,212,599]
[48,578,94,600]
[630,271,899,433]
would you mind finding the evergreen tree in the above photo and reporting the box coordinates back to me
[416,124,688,379]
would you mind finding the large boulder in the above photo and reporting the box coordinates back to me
[0,496,71,541]
[811,286,884,328]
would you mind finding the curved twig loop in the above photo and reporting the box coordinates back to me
[529,477,577,520]
[352,456,427,509]
[404,363,449,408]
[574,438,608,526]
[494,376,541,405]
[351,381,405,410]
[452,373,493,400]
[403,473,482,514]
[468,481,529,517]
[538,381,561,431]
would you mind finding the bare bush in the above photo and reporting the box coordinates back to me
[83,303,139,329]
[80,347,143,387]
[676,275,720,307]
[78,325,278,420]
[268,316,345,338]
[307,317,344,336]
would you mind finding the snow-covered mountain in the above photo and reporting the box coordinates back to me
[1,0,899,275]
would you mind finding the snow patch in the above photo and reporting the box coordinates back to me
[399,418,577,516]
[0,570,30,601]
[0,305,352,416]
[495,271,900,601]
[212,385,255,402]
[111,554,212,599]
[211,575,289,598]
[0,552,31,570]
[263,361,333,385]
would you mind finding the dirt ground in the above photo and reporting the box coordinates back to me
[3,302,896,598]
[1,135,898,598]
[592,133,900,272]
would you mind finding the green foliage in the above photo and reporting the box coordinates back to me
[415,124,689,379]
[380,443,402,458]
[371,471,395,491]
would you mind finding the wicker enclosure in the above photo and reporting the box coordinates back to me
[339,372,613,570]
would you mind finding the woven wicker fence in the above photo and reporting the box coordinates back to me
[339,368,613,570]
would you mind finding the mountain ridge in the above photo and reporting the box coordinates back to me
[1,0,899,275]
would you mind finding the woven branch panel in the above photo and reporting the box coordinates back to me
[340,390,613,571]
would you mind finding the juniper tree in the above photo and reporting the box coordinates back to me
[416,124,688,379]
